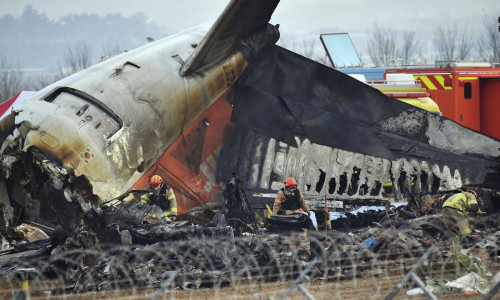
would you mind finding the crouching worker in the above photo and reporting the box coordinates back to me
[273,178,310,217]
[442,190,482,236]
[142,175,177,222]
[273,177,315,237]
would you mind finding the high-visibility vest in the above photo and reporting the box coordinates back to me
[141,184,177,218]
[442,192,477,212]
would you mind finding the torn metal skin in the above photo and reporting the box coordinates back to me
[226,45,500,207]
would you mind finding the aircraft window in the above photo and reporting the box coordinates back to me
[44,88,122,138]
[464,82,472,99]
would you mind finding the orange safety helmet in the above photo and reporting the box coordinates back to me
[150,175,163,189]
[285,177,297,190]
[466,190,477,199]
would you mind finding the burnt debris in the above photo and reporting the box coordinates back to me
[1,177,500,297]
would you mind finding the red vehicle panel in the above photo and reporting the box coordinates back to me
[387,66,500,139]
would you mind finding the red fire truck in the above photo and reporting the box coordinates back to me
[386,62,500,139]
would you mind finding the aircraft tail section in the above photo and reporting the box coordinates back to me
[180,0,280,76]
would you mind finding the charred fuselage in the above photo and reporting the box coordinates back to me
[0,5,280,229]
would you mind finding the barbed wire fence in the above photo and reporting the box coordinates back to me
[1,212,499,300]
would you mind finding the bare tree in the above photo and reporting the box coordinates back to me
[457,27,474,60]
[102,41,123,58]
[415,52,432,66]
[433,24,473,61]
[0,56,24,102]
[27,73,60,91]
[60,41,93,76]
[367,22,397,67]
[298,39,317,61]
[398,31,419,66]
[278,35,328,65]
[356,49,365,68]
[433,25,457,61]
[277,35,296,53]
[477,15,500,62]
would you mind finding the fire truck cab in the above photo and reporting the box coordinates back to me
[386,61,500,140]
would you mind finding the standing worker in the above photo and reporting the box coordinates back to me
[442,190,482,236]
[142,175,178,221]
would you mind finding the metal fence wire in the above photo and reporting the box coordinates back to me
[1,212,499,300]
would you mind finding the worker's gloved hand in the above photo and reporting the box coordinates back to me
[171,215,177,222]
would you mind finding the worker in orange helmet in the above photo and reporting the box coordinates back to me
[442,189,483,236]
[141,175,177,221]
[273,177,314,250]
[273,177,311,216]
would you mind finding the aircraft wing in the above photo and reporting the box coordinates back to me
[180,0,280,75]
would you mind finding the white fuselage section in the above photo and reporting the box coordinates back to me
[14,23,248,201]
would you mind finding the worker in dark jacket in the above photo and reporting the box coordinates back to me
[272,177,314,250]
[141,175,177,221]
[442,190,482,236]
[273,177,311,216]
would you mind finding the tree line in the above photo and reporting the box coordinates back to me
[367,15,499,67]
[281,14,499,68]
[0,40,131,101]
[0,5,166,101]
[1,14,499,101]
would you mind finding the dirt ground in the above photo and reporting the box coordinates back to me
[2,267,495,300]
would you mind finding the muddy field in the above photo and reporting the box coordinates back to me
[2,267,498,300]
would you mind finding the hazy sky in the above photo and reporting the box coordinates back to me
[2,0,498,35]
[1,0,499,64]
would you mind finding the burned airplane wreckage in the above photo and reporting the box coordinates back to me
[0,0,498,233]
[0,0,500,296]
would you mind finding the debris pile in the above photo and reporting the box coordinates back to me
[0,174,499,299]
[0,195,500,298]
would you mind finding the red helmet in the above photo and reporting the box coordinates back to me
[150,175,163,189]
[467,190,477,199]
[285,177,297,190]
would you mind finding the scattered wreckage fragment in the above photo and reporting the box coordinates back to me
[1,175,500,297]
[1,211,500,297]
